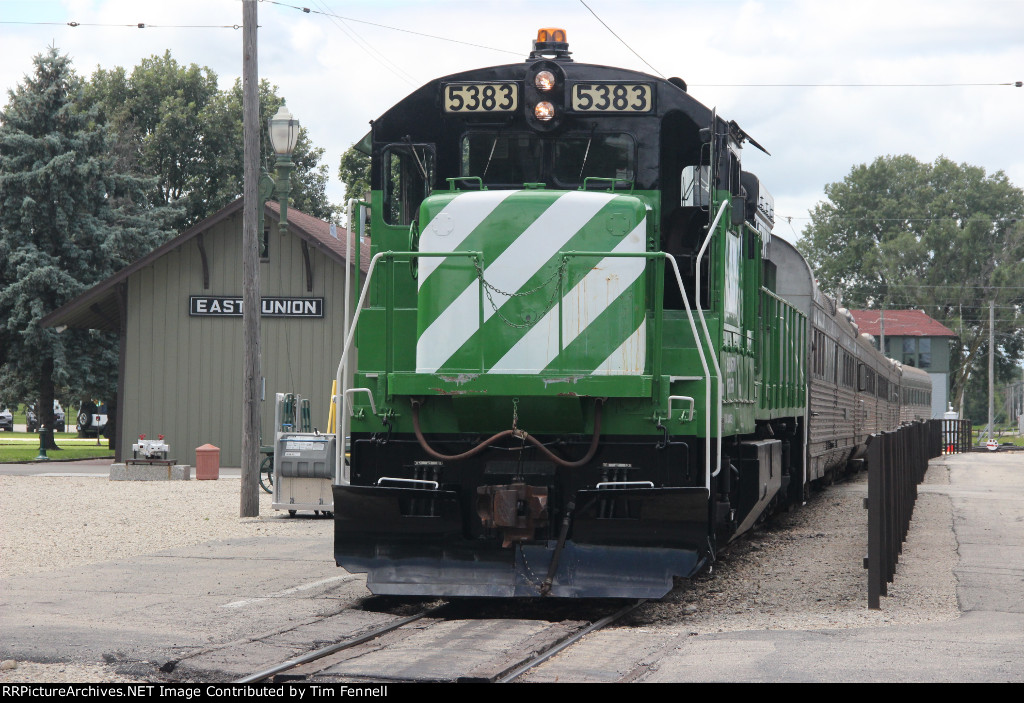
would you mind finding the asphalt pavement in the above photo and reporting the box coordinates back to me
[0,451,1021,682]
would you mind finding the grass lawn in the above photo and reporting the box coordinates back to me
[972,427,1024,447]
[0,431,114,462]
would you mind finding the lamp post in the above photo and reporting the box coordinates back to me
[242,101,299,517]
[260,103,300,234]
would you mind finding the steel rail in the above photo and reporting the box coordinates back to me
[495,599,647,683]
[234,603,448,684]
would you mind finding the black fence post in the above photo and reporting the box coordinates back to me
[867,433,883,609]
[865,420,934,609]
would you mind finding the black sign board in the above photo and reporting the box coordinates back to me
[189,296,323,318]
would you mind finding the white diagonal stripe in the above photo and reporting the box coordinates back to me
[593,319,647,375]
[489,220,646,374]
[416,191,616,373]
[418,189,517,285]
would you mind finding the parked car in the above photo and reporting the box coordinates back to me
[77,400,108,438]
[0,407,13,432]
[26,401,66,432]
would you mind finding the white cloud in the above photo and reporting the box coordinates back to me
[2,0,1021,234]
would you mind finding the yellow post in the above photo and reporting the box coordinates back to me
[328,380,337,435]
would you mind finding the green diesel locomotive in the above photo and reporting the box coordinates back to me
[331,29,928,598]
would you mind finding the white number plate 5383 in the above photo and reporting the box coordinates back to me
[571,83,653,112]
[444,83,518,113]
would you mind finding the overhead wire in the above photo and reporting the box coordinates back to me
[692,81,1022,88]
[0,20,244,29]
[307,0,419,87]
[578,0,664,78]
[260,0,521,56]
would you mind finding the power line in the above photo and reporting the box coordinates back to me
[578,0,664,78]
[261,0,521,56]
[692,82,1022,88]
[308,0,419,87]
[0,21,243,29]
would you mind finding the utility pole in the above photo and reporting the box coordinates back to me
[879,305,886,355]
[241,0,261,517]
[987,299,994,443]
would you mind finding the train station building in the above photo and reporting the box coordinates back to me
[42,199,368,466]
[850,309,958,418]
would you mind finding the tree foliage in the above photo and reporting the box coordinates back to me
[0,48,177,441]
[798,155,1024,414]
[84,52,335,227]
[338,143,371,207]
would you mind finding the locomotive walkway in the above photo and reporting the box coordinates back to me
[0,451,1021,682]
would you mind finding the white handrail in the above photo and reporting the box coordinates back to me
[695,199,729,484]
[663,254,713,493]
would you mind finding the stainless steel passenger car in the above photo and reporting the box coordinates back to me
[766,237,933,483]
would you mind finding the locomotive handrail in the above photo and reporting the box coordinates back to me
[695,199,730,480]
[338,247,716,491]
[668,395,695,422]
[333,250,483,483]
[344,388,377,416]
[595,480,655,489]
[376,477,440,490]
[560,249,714,491]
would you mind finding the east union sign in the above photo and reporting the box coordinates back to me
[189,296,323,318]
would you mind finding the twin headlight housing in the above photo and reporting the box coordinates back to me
[526,60,565,130]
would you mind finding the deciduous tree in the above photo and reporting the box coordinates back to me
[799,155,1024,414]
[85,52,335,227]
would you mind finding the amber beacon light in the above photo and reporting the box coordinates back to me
[536,27,567,43]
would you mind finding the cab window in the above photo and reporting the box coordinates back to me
[382,143,435,226]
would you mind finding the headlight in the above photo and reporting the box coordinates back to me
[534,70,556,92]
[534,101,555,121]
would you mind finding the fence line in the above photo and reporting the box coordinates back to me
[864,420,943,609]
[939,418,972,454]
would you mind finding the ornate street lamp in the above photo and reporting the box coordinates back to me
[260,103,300,234]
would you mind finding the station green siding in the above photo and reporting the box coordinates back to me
[121,212,351,467]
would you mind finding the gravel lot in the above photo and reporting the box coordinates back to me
[632,461,959,633]
[0,462,960,682]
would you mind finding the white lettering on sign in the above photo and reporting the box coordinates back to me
[189,296,323,318]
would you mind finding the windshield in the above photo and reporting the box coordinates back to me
[552,133,635,186]
[461,132,636,188]
[462,134,543,186]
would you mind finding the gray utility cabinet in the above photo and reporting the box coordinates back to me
[272,432,335,515]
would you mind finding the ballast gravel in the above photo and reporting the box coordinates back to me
[0,463,960,682]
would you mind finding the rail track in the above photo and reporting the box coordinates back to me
[235,599,647,684]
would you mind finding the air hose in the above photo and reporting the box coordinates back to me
[410,398,604,468]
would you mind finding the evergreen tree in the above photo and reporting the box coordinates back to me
[0,47,175,447]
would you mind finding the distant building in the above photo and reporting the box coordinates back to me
[850,309,958,418]
[42,199,368,466]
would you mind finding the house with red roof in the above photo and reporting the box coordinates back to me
[850,309,958,418]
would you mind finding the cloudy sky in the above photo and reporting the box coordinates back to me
[2,0,1022,241]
